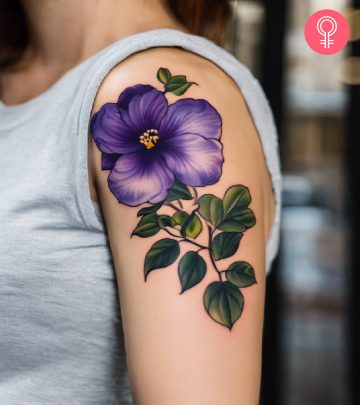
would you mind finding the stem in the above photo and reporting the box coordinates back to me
[161,225,207,249]
[180,238,208,250]
[163,198,221,281]
[165,202,182,212]
[192,187,199,204]
[190,207,199,216]
[160,227,182,239]
[207,225,222,281]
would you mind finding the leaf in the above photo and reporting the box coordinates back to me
[137,202,163,217]
[166,179,192,201]
[165,75,197,95]
[173,211,189,226]
[132,214,160,238]
[218,208,256,233]
[186,214,203,239]
[211,232,243,261]
[171,82,196,96]
[144,238,180,280]
[198,186,256,233]
[165,75,186,91]
[203,281,244,329]
[180,213,193,238]
[210,197,224,227]
[223,185,251,216]
[158,215,176,227]
[198,194,214,222]
[178,251,207,293]
[226,261,257,288]
[157,67,172,84]
[180,213,202,239]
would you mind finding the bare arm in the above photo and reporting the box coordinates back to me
[88,48,275,405]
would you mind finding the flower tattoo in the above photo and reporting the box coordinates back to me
[90,68,257,330]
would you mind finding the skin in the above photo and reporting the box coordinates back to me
[0,1,276,404]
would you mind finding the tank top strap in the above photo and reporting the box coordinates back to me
[74,28,282,274]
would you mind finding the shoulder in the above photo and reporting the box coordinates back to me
[90,45,263,157]
[92,46,245,117]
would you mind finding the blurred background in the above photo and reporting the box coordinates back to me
[225,1,360,404]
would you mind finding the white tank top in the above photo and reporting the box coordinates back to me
[0,29,281,404]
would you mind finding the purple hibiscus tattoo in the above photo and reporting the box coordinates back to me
[91,79,223,206]
[90,68,257,330]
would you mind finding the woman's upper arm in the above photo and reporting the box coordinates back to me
[88,48,274,405]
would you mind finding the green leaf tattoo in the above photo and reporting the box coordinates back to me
[203,281,244,330]
[180,212,202,239]
[226,261,257,288]
[157,215,176,228]
[135,182,257,330]
[211,232,243,261]
[179,252,207,294]
[157,67,172,84]
[157,67,198,95]
[137,202,163,217]
[132,213,160,238]
[166,179,193,201]
[144,238,180,281]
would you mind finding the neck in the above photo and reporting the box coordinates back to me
[20,0,183,68]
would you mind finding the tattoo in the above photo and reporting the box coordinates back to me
[91,67,257,330]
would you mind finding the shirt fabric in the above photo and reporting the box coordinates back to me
[0,29,282,404]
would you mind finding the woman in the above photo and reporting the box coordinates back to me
[0,0,281,404]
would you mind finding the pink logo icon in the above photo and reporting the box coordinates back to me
[304,9,350,55]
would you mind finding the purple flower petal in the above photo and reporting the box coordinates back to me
[161,134,223,186]
[108,151,175,206]
[159,99,222,141]
[91,103,143,154]
[117,85,168,136]
[101,152,120,170]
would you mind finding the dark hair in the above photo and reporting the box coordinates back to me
[167,0,232,43]
[0,0,232,69]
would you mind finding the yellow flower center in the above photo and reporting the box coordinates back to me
[139,129,159,150]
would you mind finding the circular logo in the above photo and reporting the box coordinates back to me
[304,9,350,55]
